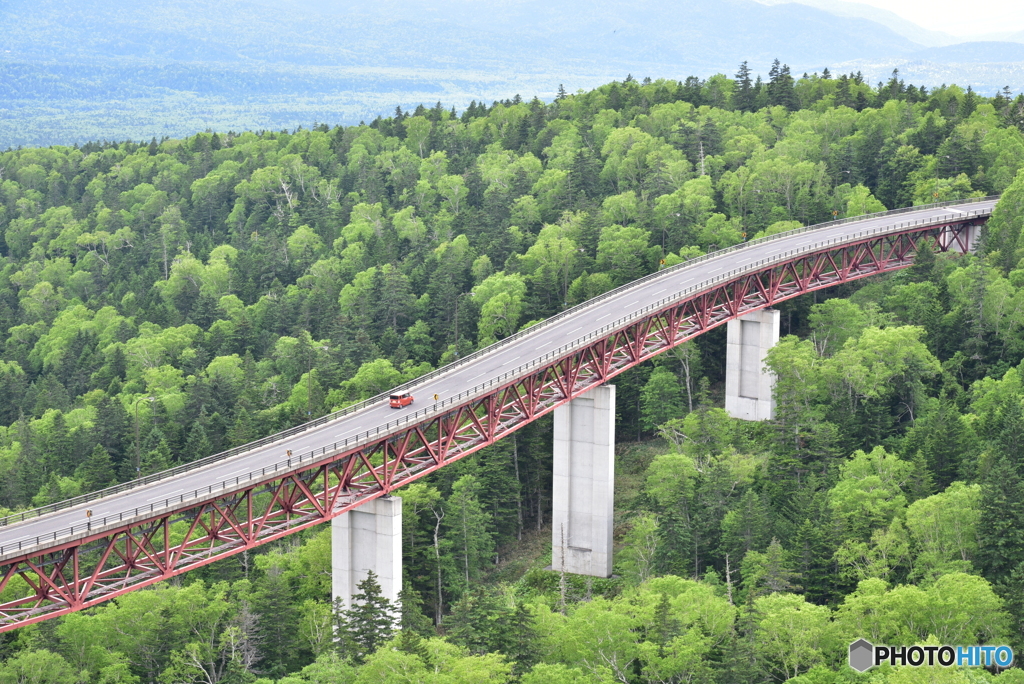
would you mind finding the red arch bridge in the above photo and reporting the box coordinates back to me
[0,197,997,630]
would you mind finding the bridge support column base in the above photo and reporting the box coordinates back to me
[725,309,780,421]
[332,496,402,611]
[552,385,615,577]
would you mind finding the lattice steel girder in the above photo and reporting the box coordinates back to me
[0,218,985,631]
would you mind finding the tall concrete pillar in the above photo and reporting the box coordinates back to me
[552,385,615,577]
[962,223,982,253]
[940,223,982,254]
[332,496,402,611]
[725,309,780,421]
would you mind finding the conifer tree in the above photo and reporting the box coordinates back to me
[344,570,397,663]
[228,407,256,447]
[394,628,430,663]
[977,457,1024,585]
[719,490,773,563]
[139,428,173,477]
[253,560,301,675]
[77,444,116,492]
[32,472,64,508]
[40,412,74,476]
[734,61,755,112]
[441,475,494,598]
[444,585,538,674]
[793,516,835,604]
[958,85,978,119]
[397,583,434,637]
[997,561,1024,655]
[767,59,798,110]
[183,423,213,460]
[741,538,801,600]
[12,416,42,507]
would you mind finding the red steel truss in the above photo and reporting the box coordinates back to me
[0,216,986,631]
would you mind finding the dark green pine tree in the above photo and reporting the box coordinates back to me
[76,444,116,492]
[344,570,397,663]
[918,396,978,488]
[253,563,302,676]
[907,238,938,283]
[906,450,936,503]
[720,608,761,684]
[331,597,357,659]
[140,444,172,478]
[649,592,678,651]
[993,398,1024,470]
[443,586,499,655]
[767,60,798,110]
[228,406,257,447]
[139,427,172,477]
[32,472,64,507]
[834,74,853,108]
[755,538,801,596]
[997,562,1024,656]
[393,628,430,663]
[93,394,131,473]
[958,85,978,119]
[910,112,947,155]
[936,128,983,178]
[719,489,773,564]
[397,582,434,637]
[854,90,871,112]
[41,411,74,477]
[444,586,538,674]
[501,602,541,675]
[475,439,521,547]
[734,61,755,112]
[1007,94,1024,132]
[12,416,43,507]
[876,141,925,209]
[793,516,836,605]
[654,492,693,578]
[183,422,213,461]
[976,457,1024,586]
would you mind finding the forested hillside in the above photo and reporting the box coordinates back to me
[3,67,1024,683]
[0,0,922,149]
[5,0,1024,147]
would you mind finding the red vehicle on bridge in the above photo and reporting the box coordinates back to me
[389,392,414,408]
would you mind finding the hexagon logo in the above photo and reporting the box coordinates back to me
[849,639,875,672]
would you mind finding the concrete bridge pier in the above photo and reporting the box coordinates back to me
[332,496,402,610]
[725,309,780,421]
[552,384,615,577]
[942,222,982,253]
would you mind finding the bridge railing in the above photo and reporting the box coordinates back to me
[0,202,996,558]
[0,196,997,538]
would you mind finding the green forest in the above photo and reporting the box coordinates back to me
[2,62,1024,683]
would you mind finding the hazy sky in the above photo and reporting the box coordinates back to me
[850,0,1024,36]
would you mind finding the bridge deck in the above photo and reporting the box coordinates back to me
[0,199,996,563]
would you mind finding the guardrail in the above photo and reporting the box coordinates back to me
[0,196,997,555]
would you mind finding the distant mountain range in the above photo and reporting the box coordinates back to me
[0,0,928,69]
[753,0,968,47]
[754,0,1024,47]
[1,0,1023,147]
[908,41,1024,63]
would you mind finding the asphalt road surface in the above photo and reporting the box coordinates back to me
[0,199,996,558]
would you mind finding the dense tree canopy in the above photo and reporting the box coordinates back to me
[3,64,1024,683]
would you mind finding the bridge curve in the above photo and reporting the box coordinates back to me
[0,196,997,629]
